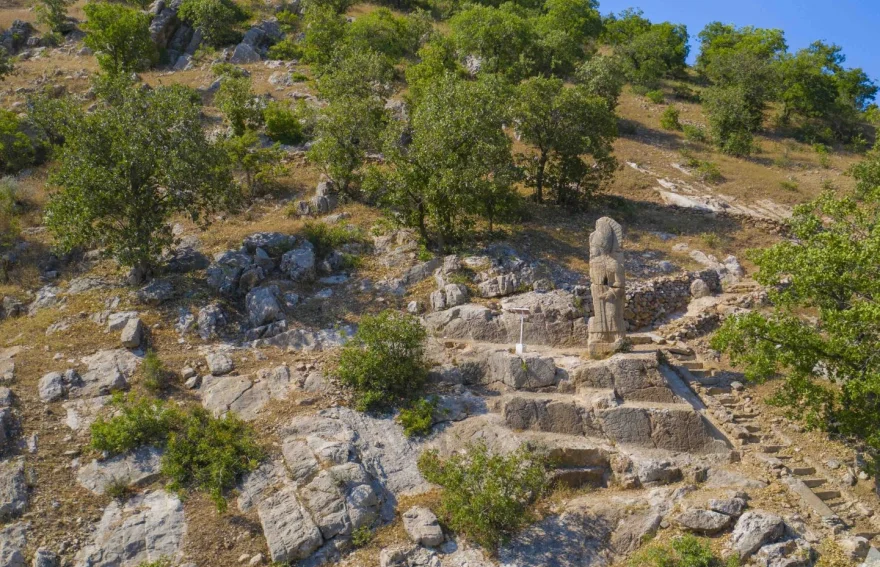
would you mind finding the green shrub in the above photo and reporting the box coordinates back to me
[813,143,831,168]
[267,37,303,60]
[211,62,247,78]
[301,220,365,258]
[178,0,247,47]
[682,124,707,143]
[276,9,299,32]
[142,349,169,393]
[701,233,720,249]
[105,478,133,500]
[398,397,437,438]
[35,0,71,34]
[0,110,35,174]
[779,179,799,192]
[351,525,373,547]
[90,395,263,511]
[162,406,263,511]
[0,178,20,247]
[337,310,427,411]
[83,2,157,75]
[628,534,738,567]
[214,75,263,136]
[90,394,177,454]
[263,101,303,145]
[660,106,681,131]
[136,558,173,567]
[418,442,548,551]
[645,89,665,104]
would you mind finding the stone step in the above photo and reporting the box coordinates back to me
[802,478,826,488]
[705,387,731,396]
[761,445,785,454]
[745,425,762,433]
[689,369,715,379]
[628,335,656,346]
[814,490,842,501]
[784,477,836,518]
[792,467,816,476]
[681,361,705,370]
[549,466,607,489]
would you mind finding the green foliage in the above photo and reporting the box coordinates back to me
[35,0,71,34]
[405,36,465,106]
[301,220,364,259]
[398,397,437,437]
[178,0,247,47]
[263,101,303,145]
[308,95,386,199]
[605,10,689,87]
[345,8,431,61]
[512,76,617,208]
[645,89,665,104]
[276,9,299,32]
[660,106,682,130]
[628,534,737,567]
[84,2,157,75]
[711,152,880,472]
[337,310,427,411]
[449,4,537,80]
[214,75,263,137]
[373,74,518,246]
[779,179,799,192]
[351,525,373,548]
[91,394,263,511]
[136,559,173,567]
[0,48,13,81]
[142,350,169,394]
[26,93,79,147]
[266,37,303,60]
[163,405,263,511]
[574,54,625,108]
[0,110,35,174]
[0,178,20,247]
[90,393,177,454]
[211,62,247,78]
[316,48,394,102]
[221,130,285,196]
[682,124,708,143]
[702,85,758,156]
[300,4,347,69]
[45,83,237,273]
[418,442,548,551]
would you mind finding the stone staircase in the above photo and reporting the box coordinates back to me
[663,348,880,543]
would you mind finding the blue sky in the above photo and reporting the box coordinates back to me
[600,0,880,85]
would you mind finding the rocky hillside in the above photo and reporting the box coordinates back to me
[0,1,878,567]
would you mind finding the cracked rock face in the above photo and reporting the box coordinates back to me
[0,522,27,567]
[72,350,141,399]
[75,490,186,567]
[76,446,163,496]
[0,459,27,522]
[199,366,293,420]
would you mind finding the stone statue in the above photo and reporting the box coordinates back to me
[587,217,626,357]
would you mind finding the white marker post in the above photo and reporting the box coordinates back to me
[507,307,531,355]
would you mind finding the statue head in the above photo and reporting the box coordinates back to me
[589,217,623,258]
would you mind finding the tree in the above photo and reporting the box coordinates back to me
[711,158,880,472]
[45,84,237,279]
[35,0,71,34]
[344,8,431,62]
[449,4,537,80]
[404,36,465,107]
[374,74,517,247]
[336,310,427,411]
[601,8,651,46]
[83,2,157,75]
[315,47,394,102]
[702,85,760,156]
[214,75,263,137]
[308,96,387,199]
[533,0,602,75]
[512,77,617,207]
[575,55,625,107]
[615,21,689,87]
[0,110,35,174]
[696,22,787,77]
[178,0,247,47]
[300,4,347,69]
[221,130,285,196]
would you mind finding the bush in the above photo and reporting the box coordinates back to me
[0,110,35,174]
[267,38,303,60]
[211,62,247,78]
[35,0,70,34]
[263,101,303,145]
[162,406,263,511]
[276,9,299,32]
[301,220,365,258]
[337,310,427,411]
[90,394,177,454]
[90,395,263,511]
[779,179,799,192]
[813,143,831,168]
[178,0,247,47]
[83,2,157,75]
[660,106,681,131]
[142,349,169,393]
[214,75,263,136]
[645,89,665,104]
[628,534,738,567]
[398,397,437,438]
[418,442,548,551]
[682,124,707,143]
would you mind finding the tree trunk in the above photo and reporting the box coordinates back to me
[535,151,548,204]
